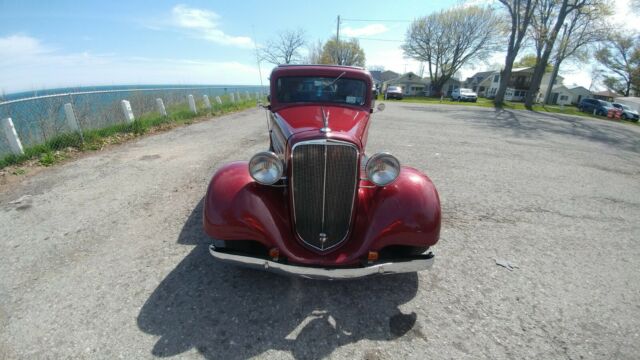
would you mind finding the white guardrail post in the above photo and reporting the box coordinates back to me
[236,91,241,101]
[215,96,222,105]
[156,98,167,116]
[230,93,235,103]
[203,95,211,110]
[188,94,197,114]
[64,103,85,143]
[1,117,25,155]
[121,100,135,123]
[64,103,80,132]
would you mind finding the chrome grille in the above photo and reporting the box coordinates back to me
[292,141,358,251]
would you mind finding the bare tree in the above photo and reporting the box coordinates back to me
[306,40,324,64]
[595,31,638,96]
[260,29,306,65]
[494,0,539,106]
[542,2,611,104]
[524,0,589,109]
[402,6,503,96]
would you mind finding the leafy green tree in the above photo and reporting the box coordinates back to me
[320,36,365,67]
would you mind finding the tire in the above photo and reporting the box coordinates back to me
[621,114,627,120]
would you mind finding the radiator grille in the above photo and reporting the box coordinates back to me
[292,141,358,251]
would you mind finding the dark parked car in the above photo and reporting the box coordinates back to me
[578,98,615,116]
[612,103,639,121]
[385,86,403,100]
[203,65,441,279]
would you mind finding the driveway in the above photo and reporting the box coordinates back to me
[1,102,639,359]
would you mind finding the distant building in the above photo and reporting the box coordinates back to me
[380,70,400,82]
[382,72,429,96]
[615,97,640,112]
[593,90,619,102]
[464,71,496,97]
[482,67,564,102]
[567,86,592,105]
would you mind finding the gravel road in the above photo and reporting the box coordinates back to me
[1,102,639,359]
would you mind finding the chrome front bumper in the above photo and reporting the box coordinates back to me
[209,245,434,280]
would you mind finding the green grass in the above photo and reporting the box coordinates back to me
[0,97,260,170]
[396,96,640,124]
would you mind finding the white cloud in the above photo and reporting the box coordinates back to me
[171,4,253,47]
[341,24,389,37]
[0,34,53,60]
[0,34,260,93]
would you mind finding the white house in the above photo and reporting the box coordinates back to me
[544,85,574,105]
[567,86,592,105]
[382,72,429,96]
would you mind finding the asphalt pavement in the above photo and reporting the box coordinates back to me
[1,102,639,359]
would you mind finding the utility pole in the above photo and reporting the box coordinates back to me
[336,15,341,65]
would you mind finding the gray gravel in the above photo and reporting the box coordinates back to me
[1,102,639,359]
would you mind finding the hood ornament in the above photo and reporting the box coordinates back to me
[319,233,328,248]
[320,106,331,133]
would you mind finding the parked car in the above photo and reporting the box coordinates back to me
[203,65,441,279]
[578,98,616,116]
[385,86,403,100]
[451,88,478,102]
[612,103,639,121]
[372,85,379,100]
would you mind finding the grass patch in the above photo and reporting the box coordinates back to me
[396,96,640,124]
[0,98,260,170]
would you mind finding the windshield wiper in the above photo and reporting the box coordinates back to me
[324,71,346,89]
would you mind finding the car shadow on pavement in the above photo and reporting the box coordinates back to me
[487,108,640,153]
[137,199,420,359]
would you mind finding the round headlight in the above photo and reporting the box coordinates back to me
[249,151,283,185]
[365,152,400,186]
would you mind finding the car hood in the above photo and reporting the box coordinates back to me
[275,105,370,147]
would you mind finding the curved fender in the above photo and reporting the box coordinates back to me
[203,161,289,248]
[352,166,441,251]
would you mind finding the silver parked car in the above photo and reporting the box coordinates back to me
[451,88,478,102]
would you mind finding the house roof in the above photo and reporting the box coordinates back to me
[384,72,429,85]
[593,90,620,98]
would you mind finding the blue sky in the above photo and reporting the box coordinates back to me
[0,0,637,93]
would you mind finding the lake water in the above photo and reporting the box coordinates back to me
[0,84,266,156]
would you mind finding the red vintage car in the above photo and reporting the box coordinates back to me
[203,65,441,279]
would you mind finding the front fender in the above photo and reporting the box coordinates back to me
[203,161,289,247]
[354,166,441,251]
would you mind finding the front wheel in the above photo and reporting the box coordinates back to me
[621,114,627,120]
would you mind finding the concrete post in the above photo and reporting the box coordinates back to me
[215,96,222,105]
[1,117,24,155]
[203,95,211,110]
[188,94,197,114]
[230,93,235,103]
[236,92,241,101]
[121,100,135,123]
[64,103,80,132]
[156,98,167,116]
[246,91,251,100]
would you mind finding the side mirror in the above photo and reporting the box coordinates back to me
[376,103,386,112]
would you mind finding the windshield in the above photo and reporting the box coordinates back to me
[460,88,473,93]
[388,86,401,92]
[276,76,367,106]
